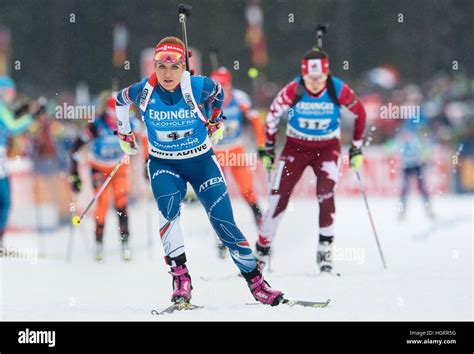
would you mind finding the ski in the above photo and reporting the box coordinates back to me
[281,298,331,308]
[318,271,341,277]
[246,298,331,308]
[153,298,330,314]
[151,302,204,315]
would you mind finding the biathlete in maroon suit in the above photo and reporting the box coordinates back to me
[256,47,367,273]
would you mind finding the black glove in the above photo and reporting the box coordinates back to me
[14,101,31,118]
[32,104,46,119]
[69,158,82,193]
[14,99,46,120]
[69,173,82,193]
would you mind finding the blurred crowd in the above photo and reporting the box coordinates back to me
[349,68,474,148]
[6,68,474,170]
[1,68,472,231]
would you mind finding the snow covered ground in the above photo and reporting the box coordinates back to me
[0,195,472,321]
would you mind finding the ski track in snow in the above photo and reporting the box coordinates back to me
[0,195,472,321]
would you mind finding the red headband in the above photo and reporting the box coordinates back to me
[154,43,186,62]
[301,57,329,77]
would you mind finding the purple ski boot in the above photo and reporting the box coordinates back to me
[169,264,193,303]
[244,269,283,306]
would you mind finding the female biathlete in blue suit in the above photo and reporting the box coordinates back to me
[115,36,283,306]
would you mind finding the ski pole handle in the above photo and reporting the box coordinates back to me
[178,3,192,17]
[178,4,192,71]
[315,24,328,49]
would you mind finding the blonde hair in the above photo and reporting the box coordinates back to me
[158,36,185,47]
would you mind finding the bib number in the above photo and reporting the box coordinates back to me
[297,118,331,130]
[224,120,240,137]
[157,129,194,142]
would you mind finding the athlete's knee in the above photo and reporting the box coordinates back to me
[317,189,335,202]
[243,192,257,205]
[94,205,108,225]
[317,175,336,194]
[114,192,128,210]
[95,212,107,225]
[236,185,253,203]
[317,191,335,215]
[91,170,107,190]
[156,190,183,221]
[94,194,109,224]
[272,192,290,218]
[150,169,185,221]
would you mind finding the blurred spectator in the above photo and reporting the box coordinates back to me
[385,120,435,220]
[29,106,72,227]
[354,69,473,147]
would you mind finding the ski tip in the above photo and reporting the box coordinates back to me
[151,302,203,315]
[319,270,341,277]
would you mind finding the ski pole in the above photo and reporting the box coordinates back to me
[266,166,273,272]
[355,171,387,269]
[71,154,128,227]
[66,214,75,262]
[33,174,46,258]
[146,185,154,260]
[178,4,192,71]
[66,189,93,261]
[315,24,328,49]
[178,3,221,131]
